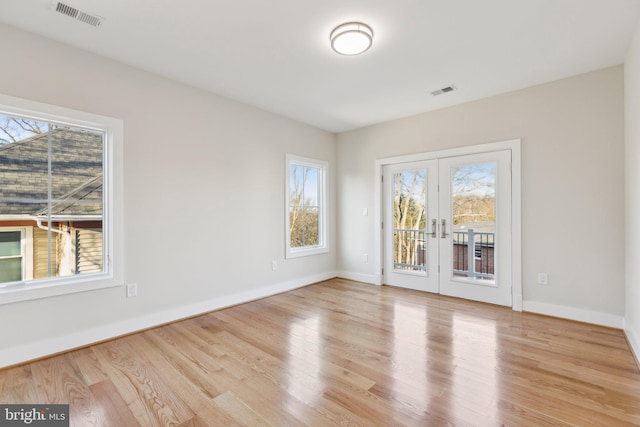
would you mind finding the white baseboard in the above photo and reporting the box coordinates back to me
[523,300,624,329]
[1,271,337,369]
[336,271,380,285]
[624,319,640,366]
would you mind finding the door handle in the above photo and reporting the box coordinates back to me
[441,219,449,238]
[430,219,437,238]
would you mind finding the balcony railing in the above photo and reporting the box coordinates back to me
[452,229,495,280]
[393,229,427,272]
[393,227,495,280]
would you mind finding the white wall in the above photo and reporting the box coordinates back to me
[625,20,640,362]
[0,23,337,367]
[337,66,626,326]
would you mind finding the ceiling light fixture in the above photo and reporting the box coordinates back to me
[330,22,373,56]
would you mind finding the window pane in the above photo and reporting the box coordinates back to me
[301,206,319,246]
[290,164,304,205]
[290,164,316,248]
[0,114,105,281]
[451,162,496,283]
[0,231,21,257]
[50,126,104,278]
[303,166,319,207]
[290,206,303,248]
[392,170,427,272]
[50,125,103,216]
[289,165,321,248]
[291,206,319,247]
[0,257,22,283]
[0,117,49,214]
[452,163,495,226]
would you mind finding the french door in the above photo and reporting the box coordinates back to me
[383,150,512,306]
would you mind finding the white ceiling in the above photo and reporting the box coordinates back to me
[1,0,639,133]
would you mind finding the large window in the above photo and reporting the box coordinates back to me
[285,155,328,258]
[0,94,123,304]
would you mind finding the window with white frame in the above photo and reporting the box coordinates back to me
[286,154,328,258]
[0,228,33,283]
[0,94,123,304]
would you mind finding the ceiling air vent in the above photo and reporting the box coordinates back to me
[431,85,457,96]
[54,2,104,27]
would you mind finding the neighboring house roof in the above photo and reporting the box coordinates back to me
[0,127,103,217]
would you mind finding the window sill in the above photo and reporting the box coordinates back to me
[0,274,122,305]
[286,246,329,259]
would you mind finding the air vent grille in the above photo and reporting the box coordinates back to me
[431,85,457,96]
[55,2,78,18]
[54,2,104,27]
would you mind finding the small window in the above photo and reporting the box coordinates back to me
[0,227,34,284]
[285,155,328,258]
[0,230,24,283]
[0,93,123,304]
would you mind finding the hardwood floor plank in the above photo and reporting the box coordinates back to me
[496,400,576,427]
[4,381,39,405]
[1,279,639,426]
[87,379,141,427]
[30,354,82,404]
[0,365,32,401]
[212,390,272,427]
[72,348,109,386]
[91,337,194,426]
[29,353,105,426]
[177,415,232,427]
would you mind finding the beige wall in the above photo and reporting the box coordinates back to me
[0,23,337,365]
[625,20,640,358]
[337,66,625,320]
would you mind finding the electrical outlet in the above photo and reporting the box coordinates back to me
[362,253,368,262]
[126,283,137,297]
[538,273,549,285]
[272,260,278,271]
[362,208,368,216]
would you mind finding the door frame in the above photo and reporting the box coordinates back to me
[373,139,523,311]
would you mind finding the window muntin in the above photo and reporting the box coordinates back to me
[286,155,328,258]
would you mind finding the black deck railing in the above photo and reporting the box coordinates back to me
[393,228,495,280]
[452,229,495,280]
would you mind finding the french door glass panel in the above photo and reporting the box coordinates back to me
[393,169,427,273]
[450,162,496,284]
[383,150,512,307]
[383,161,439,293]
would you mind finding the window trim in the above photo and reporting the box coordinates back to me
[285,154,329,259]
[0,93,124,305]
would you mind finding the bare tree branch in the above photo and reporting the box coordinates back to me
[0,117,44,145]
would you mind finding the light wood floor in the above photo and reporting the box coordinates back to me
[1,278,639,426]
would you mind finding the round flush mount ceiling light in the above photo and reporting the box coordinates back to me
[330,22,373,55]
